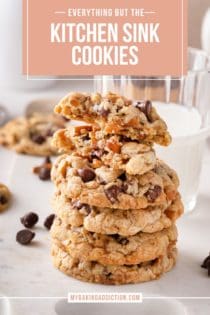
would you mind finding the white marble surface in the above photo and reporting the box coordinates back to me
[0,82,210,314]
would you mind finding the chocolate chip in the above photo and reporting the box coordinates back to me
[112,234,129,245]
[44,214,55,230]
[20,212,39,228]
[82,135,90,141]
[135,100,153,122]
[119,135,132,142]
[16,229,35,245]
[145,185,162,202]
[0,194,7,205]
[33,157,52,181]
[118,173,126,181]
[72,200,91,213]
[144,100,153,122]
[77,168,96,182]
[104,185,122,203]
[151,258,158,266]
[38,167,51,181]
[201,254,210,269]
[99,108,110,118]
[45,156,52,164]
[30,134,46,144]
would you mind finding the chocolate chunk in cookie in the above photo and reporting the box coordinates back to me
[78,168,96,182]
[145,185,162,202]
[104,185,122,203]
[30,133,46,145]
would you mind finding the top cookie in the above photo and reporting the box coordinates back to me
[0,113,67,156]
[54,92,171,146]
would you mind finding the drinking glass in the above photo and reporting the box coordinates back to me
[94,48,210,213]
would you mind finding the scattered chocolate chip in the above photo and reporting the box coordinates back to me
[118,173,126,181]
[30,134,46,144]
[112,234,129,245]
[45,156,52,164]
[20,212,39,228]
[201,254,210,269]
[99,108,110,118]
[145,185,162,202]
[38,167,51,180]
[0,194,7,205]
[78,168,96,182]
[105,185,122,203]
[33,157,52,181]
[16,229,35,245]
[44,214,55,230]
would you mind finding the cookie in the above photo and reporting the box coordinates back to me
[0,113,67,156]
[52,192,183,236]
[51,242,177,285]
[54,92,171,146]
[53,125,156,175]
[51,155,179,210]
[51,217,177,265]
[0,183,11,212]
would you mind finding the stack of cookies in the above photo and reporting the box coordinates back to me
[50,92,183,285]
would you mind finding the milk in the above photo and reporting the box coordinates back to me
[154,102,206,213]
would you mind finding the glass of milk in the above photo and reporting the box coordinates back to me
[95,48,210,213]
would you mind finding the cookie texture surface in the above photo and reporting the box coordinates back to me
[0,183,11,212]
[51,155,179,210]
[51,217,177,265]
[52,192,183,236]
[51,243,177,285]
[53,125,156,175]
[54,92,171,146]
[0,113,67,156]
